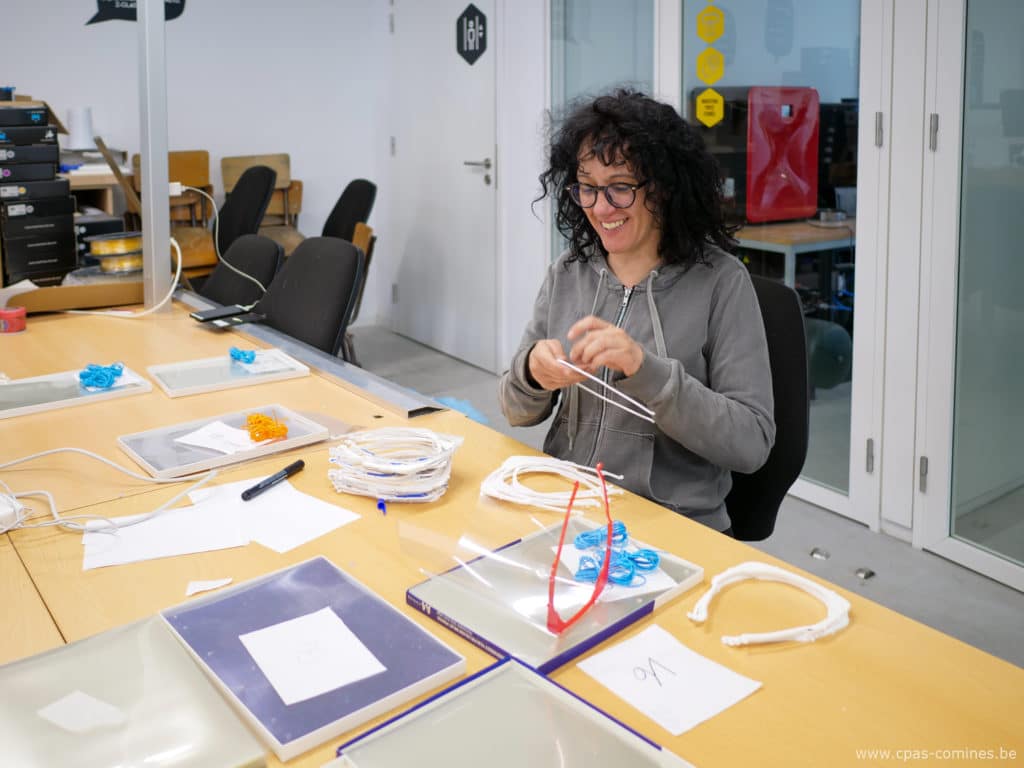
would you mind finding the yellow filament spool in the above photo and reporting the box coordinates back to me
[87,232,144,256]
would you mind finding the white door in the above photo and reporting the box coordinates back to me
[914,0,1024,591]
[391,0,498,372]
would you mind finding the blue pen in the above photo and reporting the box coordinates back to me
[377,499,387,516]
[241,460,305,501]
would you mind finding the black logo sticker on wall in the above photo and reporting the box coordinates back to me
[86,0,185,25]
[456,4,487,65]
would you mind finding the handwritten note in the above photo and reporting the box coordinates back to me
[577,624,761,735]
[239,607,386,705]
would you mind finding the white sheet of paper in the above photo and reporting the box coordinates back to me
[239,607,386,705]
[186,577,233,596]
[190,478,359,554]
[37,690,126,734]
[81,499,248,570]
[553,546,678,602]
[173,420,255,454]
[237,351,289,375]
[578,624,761,736]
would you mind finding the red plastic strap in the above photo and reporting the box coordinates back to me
[546,462,613,635]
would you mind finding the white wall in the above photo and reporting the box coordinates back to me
[4,0,392,323]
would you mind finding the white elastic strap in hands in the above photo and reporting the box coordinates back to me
[479,455,624,513]
[557,359,655,424]
[688,561,851,646]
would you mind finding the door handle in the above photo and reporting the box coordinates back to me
[463,158,492,169]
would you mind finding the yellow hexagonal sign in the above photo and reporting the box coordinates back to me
[697,5,725,44]
[696,88,725,128]
[696,47,724,85]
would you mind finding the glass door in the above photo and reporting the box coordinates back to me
[680,0,887,526]
[917,0,1024,590]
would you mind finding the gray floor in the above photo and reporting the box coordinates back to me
[350,325,1024,668]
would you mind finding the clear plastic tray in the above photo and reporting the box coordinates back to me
[0,616,265,768]
[406,516,703,672]
[117,403,328,478]
[0,366,151,420]
[328,658,694,767]
[146,349,309,398]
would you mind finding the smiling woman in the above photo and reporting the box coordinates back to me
[499,89,775,534]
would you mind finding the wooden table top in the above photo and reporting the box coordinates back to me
[2,303,1022,767]
[735,218,857,246]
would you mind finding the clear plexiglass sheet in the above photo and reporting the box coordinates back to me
[147,349,309,398]
[0,616,265,768]
[118,403,328,478]
[329,658,694,768]
[406,516,703,672]
[0,367,151,420]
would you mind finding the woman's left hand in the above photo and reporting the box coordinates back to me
[567,315,644,377]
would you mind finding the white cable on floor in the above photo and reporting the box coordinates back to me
[0,447,218,535]
[480,455,624,513]
[688,561,851,646]
[327,427,462,503]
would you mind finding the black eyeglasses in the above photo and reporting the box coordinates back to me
[566,181,647,209]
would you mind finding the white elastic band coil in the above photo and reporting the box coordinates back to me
[327,427,462,503]
[688,561,851,646]
[480,455,624,513]
[557,359,655,423]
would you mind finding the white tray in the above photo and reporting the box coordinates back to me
[0,366,151,420]
[146,348,309,398]
[117,403,328,478]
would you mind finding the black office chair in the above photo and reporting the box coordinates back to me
[216,165,277,256]
[198,234,282,308]
[253,236,365,358]
[321,179,377,242]
[725,275,810,541]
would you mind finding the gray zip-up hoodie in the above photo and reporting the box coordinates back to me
[499,246,775,531]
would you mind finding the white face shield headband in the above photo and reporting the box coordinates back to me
[688,561,851,646]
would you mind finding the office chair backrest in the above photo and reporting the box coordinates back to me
[322,179,377,242]
[217,165,276,256]
[724,275,809,541]
[199,234,282,308]
[253,236,365,356]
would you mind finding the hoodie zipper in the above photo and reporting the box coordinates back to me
[583,286,633,467]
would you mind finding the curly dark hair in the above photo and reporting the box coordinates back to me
[539,89,735,266]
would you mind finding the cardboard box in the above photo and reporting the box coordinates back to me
[0,125,59,146]
[0,178,70,202]
[8,281,143,313]
[0,144,59,164]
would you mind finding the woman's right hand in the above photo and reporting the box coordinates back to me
[527,339,583,391]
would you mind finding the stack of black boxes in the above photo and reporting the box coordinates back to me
[0,104,76,286]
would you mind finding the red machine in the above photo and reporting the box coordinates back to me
[746,86,820,223]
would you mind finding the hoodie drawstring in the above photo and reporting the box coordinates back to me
[646,269,667,357]
[569,267,608,452]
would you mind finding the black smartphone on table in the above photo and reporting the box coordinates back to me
[190,304,248,322]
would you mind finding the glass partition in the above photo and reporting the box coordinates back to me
[950,0,1024,566]
[683,0,861,495]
